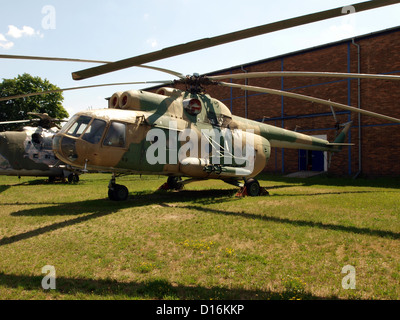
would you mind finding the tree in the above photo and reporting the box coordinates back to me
[0,73,69,130]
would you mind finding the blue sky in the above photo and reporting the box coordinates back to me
[1,0,400,117]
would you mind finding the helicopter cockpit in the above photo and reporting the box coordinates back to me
[62,115,109,145]
[53,111,133,169]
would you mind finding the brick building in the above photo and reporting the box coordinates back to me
[154,26,400,177]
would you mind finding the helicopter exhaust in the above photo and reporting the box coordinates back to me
[108,92,123,108]
[109,89,166,111]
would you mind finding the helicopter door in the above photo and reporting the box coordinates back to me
[98,121,130,168]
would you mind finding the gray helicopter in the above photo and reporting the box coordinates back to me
[0,113,79,182]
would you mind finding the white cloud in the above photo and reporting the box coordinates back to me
[0,42,14,49]
[7,25,43,39]
[0,25,43,49]
[146,38,158,48]
[0,33,14,50]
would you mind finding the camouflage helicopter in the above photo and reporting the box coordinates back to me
[0,113,79,182]
[2,0,400,200]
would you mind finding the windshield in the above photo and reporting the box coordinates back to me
[66,115,92,137]
[59,115,79,134]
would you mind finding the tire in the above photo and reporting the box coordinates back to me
[167,176,183,190]
[109,184,129,201]
[68,173,80,183]
[245,179,260,197]
[108,188,116,201]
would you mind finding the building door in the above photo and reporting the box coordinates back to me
[299,149,308,171]
[298,135,327,172]
[311,150,325,171]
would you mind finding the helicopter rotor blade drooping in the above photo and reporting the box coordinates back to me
[0,54,185,79]
[71,0,400,80]
[216,81,400,124]
[208,71,400,82]
[0,80,173,102]
[2,71,400,124]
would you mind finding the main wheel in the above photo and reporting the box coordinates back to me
[245,178,260,197]
[68,173,80,183]
[167,176,184,190]
[108,184,129,201]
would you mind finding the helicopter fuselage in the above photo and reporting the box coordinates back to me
[52,88,346,181]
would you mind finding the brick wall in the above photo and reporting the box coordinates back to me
[150,27,400,177]
[204,28,400,177]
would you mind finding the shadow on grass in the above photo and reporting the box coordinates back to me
[271,190,381,197]
[1,189,238,247]
[3,184,399,247]
[185,205,400,240]
[2,178,66,186]
[0,185,11,194]
[0,272,330,300]
[257,173,400,189]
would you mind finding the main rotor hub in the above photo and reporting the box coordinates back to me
[174,74,217,94]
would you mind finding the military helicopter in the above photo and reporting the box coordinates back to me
[0,113,79,182]
[2,0,400,200]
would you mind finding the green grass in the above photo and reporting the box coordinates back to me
[0,173,399,300]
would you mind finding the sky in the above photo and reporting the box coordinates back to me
[1,0,400,117]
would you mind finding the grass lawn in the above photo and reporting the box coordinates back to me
[0,173,399,300]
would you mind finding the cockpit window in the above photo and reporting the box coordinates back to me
[59,115,79,134]
[103,122,126,147]
[82,119,106,144]
[66,116,92,137]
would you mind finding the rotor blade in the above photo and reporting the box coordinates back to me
[218,82,400,124]
[135,65,185,78]
[27,112,58,122]
[0,119,37,125]
[0,80,172,102]
[72,0,400,80]
[209,71,400,81]
[0,54,185,79]
[0,54,111,64]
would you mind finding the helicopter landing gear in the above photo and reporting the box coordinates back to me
[235,178,269,197]
[245,178,261,196]
[108,174,129,201]
[159,176,184,191]
[67,173,80,183]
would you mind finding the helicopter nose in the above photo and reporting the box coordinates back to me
[53,134,79,164]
